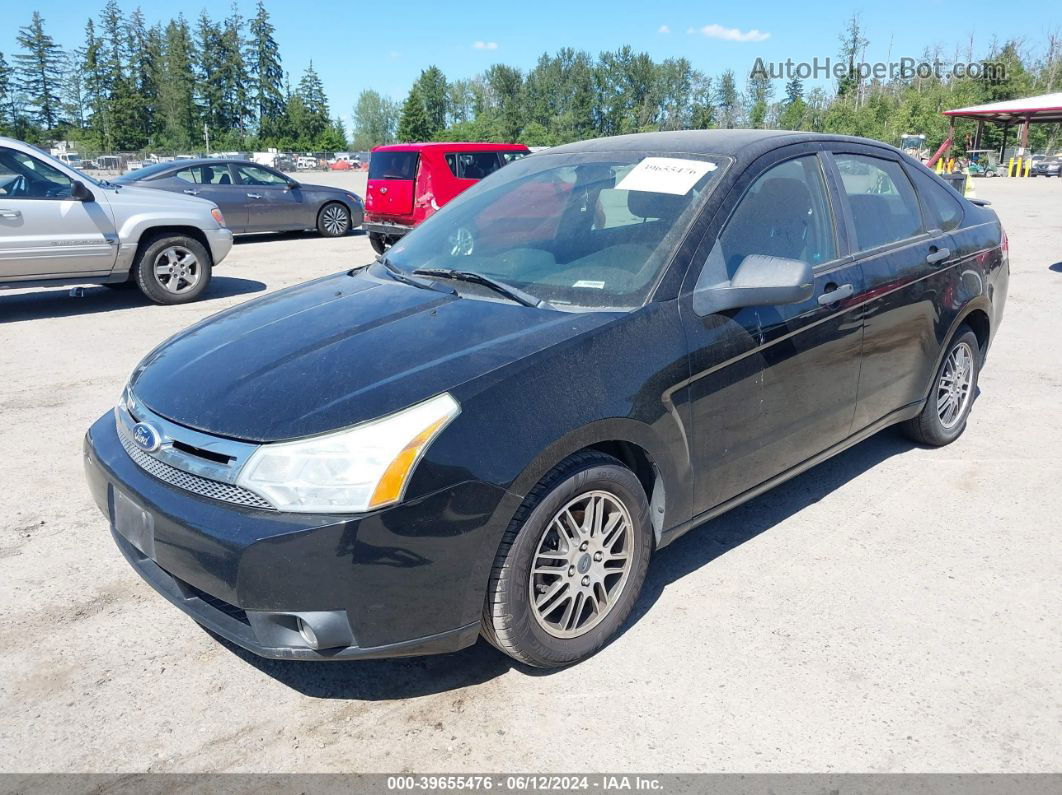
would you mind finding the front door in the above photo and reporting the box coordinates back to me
[679,149,865,516]
[233,163,302,232]
[0,146,118,279]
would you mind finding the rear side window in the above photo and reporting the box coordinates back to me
[834,154,923,251]
[369,152,417,180]
[444,152,502,180]
[908,168,964,232]
[174,165,232,185]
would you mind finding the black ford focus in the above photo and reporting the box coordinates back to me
[84,131,1008,668]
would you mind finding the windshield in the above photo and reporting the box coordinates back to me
[387,151,726,310]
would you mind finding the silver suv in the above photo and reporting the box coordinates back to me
[0,137,233,304]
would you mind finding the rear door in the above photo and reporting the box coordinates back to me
[825,148,953,429]
[0,145,118,279]
[366,151,418,219]
[163,164,249,232]
[232,163,302,232]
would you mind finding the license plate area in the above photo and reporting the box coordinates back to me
[113,488,155,560]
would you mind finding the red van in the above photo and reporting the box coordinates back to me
[362,142,530,253]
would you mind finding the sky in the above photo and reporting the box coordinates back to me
[4,0,1059,130]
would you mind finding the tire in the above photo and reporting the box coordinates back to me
[134,234,211,305]
[317,202,351,237]
[482,452,653,668]
[368,232,388,254]
[901,326,980,446]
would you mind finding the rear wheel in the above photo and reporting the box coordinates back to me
[901,326,980,446]
[317,202,351,237]
[482,452,652,668]
[368,232,388,254]
[134,235,211,305]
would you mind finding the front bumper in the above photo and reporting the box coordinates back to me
[204,227,234,266]
[84,414,517,660]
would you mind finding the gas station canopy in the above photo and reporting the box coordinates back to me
[943,92,1062,124]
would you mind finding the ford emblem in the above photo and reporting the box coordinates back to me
[132,422,162,453]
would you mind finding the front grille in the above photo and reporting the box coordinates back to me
[117,425,274,510]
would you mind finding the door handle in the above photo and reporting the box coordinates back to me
[0,208,21,218]
[246,193,262,199]
[379,186,388,194]
[183,189,199,195]
[926,246,951,265]
[818,283,854,306]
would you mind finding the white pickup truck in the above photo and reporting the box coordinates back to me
[0,136,233,305]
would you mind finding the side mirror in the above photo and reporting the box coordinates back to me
[286,179,299,190]
[693,254,814,316]
[71,180,95,202]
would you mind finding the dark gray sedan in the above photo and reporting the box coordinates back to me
[114,159,364,237]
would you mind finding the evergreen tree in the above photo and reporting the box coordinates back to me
[413,66,448,136]
[397,86,431,142]
[14,12,64,130]
[82,20,109,146]
[158,16,196,148]
[196,12,224,133]
[0,52,14,133]
[714,70,739,128]
[296,62,329,144]
[60,50,87,130]
[247,0,284,140]
[220,2,249,134]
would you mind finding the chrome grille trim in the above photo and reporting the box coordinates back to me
[116,411,275,510]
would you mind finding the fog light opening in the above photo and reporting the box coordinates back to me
[297,617,319,649]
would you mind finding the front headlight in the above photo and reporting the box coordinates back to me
[236,393,460,513]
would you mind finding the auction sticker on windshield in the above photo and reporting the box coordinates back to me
[616,157,718,195]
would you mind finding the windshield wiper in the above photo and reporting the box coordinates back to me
[375,255,454,294]
[413,268,550,309]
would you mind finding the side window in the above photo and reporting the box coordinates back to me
[446,152,503,180]
[235,165,287,186]
[0,147,73,199]
[701,155,837,286]
[908,168,964,232]
[173,168,202,184]
[834,154,923,251]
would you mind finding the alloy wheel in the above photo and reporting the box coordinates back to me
[529,490,635,638]
[153,246,201,294]
[321,205,349,235]
[937,341,975,429]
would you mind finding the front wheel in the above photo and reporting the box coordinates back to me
[317,202,351,237]
[482,452,652,668]
[901,326,980,446]
[134,235,211,305]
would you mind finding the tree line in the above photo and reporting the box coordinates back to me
[0,1,346,153]
[357,19,1060,155]
[2,7,1060,156]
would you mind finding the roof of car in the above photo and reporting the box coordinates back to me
[546,130,899,160]
[372,142,530,153]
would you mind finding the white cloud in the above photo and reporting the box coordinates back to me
[472,41,499,50]
[658,24,670,34]
[688,23,770,42]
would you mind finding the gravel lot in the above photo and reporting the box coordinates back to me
[1,174,1059,773]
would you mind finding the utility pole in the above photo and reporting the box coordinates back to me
[204,123,210,156]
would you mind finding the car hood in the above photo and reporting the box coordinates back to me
[131,270,609,442]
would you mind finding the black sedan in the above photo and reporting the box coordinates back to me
[1031,157,1061,177]
[85,130,1008,668]
[114,159,364,236]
